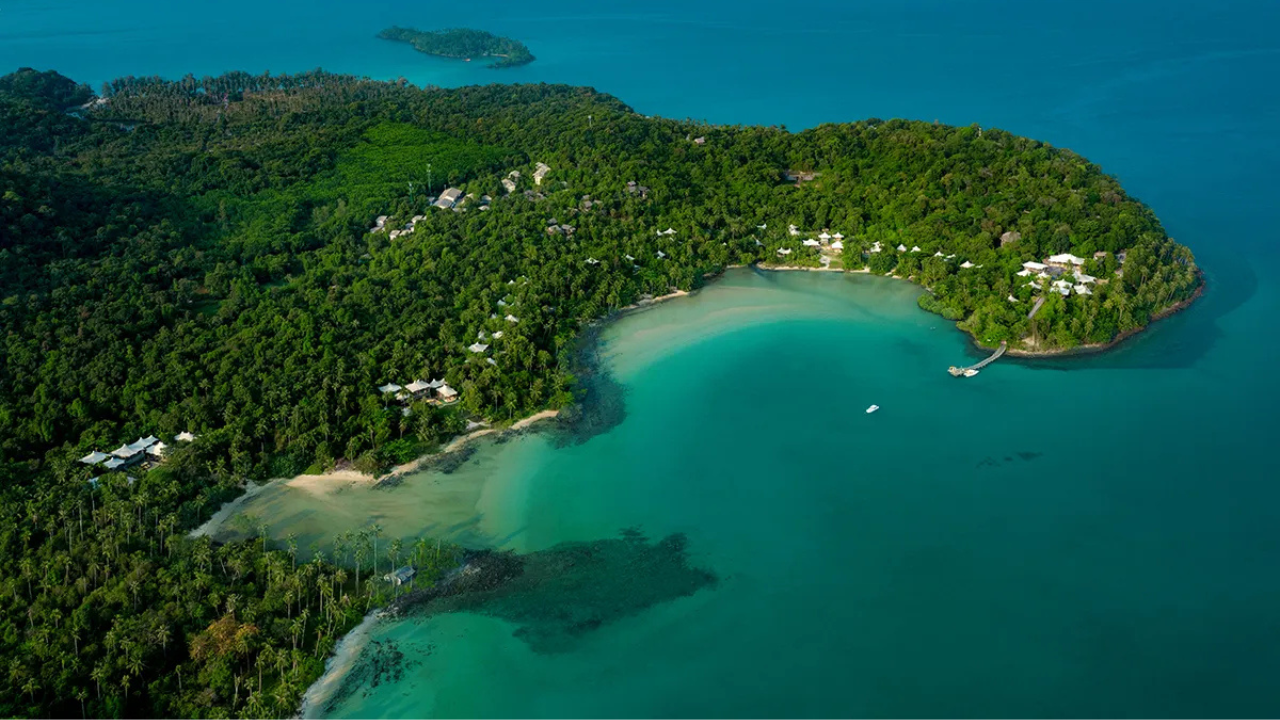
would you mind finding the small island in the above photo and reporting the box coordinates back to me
[377,26,535,69]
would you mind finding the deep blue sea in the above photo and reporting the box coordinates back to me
[7,0,1280,716]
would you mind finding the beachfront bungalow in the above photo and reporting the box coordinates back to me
[437,385,459,403]
[433,188,464,209]
[79,450,111,466]
[383,566,416,586]
[468,343,489,354]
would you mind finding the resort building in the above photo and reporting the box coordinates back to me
[1022,261,1048,271]
[383,566,416,586]
[897,244,908,252]
[818,232,831,242]
[79,450,111,465]
[437,385,459,403]
[468,342,489,353]
[803,239,821,247]
[911,246,921,252]
[1046,253,1087,268]
[433,188,464,209]
[960,261,975,269]
[831,241,844,251]
[176,431,197,443]
[533,162,551,186]
[505,314,519,323]
[378,383,403,395]
[777,248,792,256]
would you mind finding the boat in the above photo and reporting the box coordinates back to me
[964,369,980,377]
[866,404,879,414]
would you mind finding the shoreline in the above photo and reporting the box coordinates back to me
[190,408,562,539]
[748,262,1205,360]
[295,609,383,719]
[1004,276,1206,358]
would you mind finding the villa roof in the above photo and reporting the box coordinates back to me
[104,458,126,470]
[505,314,519,323]
[79,451,110,465]
[831,241,843,249]
[176,431,197,442]
[911,246,921,252]
[1016,269,1033,277]
[777,248,792,255]
[818,232,831,240]
[959,261,974,268]
[1075,273,1097,284]
[378,383,402,394]
[934,251,945,257]
[437,384,458,398]
[803,239,821,247]
[111,444,142,459]
[1022,261,1048,270]
[468,343,489,353]
[897,244,908,252]
[1074,284,1093,295]
[1047,253,1086,265]
[406,380,432,393]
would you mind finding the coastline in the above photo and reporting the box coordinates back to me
[190,408,561,539]
[750,261,1205,360]
[296,609,383,719]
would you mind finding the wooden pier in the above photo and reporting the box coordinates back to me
[948,340,1007,377]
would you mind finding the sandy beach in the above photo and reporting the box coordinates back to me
[192,409,561,540]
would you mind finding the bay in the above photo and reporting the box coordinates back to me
[6,0,1279,715]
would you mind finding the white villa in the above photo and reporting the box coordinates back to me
[803,239,821,247]
[533,162,551,186]
[777,248,793,256]
[831,241,844,250]
[505,314,519,323]
[1046,253,1087,267]
[433,187,464,209]
[897,244,908,252]
[468,342,489,353]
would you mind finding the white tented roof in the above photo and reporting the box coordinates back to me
[378,383,402,394]
[1023,261,1048,270]
[80,451,110,465]
[176,431,197,442]
[406,380,432,393]
[468,343,489,353]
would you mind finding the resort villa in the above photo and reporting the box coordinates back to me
[79,435,174,474]
[433,187,464,209]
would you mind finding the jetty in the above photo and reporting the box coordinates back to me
[949,340,1007,377]
[1027,296,1046,319]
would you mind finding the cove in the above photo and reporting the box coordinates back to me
[198,268,1272,717]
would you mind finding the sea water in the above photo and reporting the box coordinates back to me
[6,0,1280,715]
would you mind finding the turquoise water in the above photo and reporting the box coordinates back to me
[9,0,1280,715]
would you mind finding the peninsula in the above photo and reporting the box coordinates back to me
[377,26,536,68]
[0,67,1200,718]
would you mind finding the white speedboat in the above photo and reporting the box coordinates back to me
[866,404,879,414]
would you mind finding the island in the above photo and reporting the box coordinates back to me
[0,67,1201,718]
[377,26,536,69]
